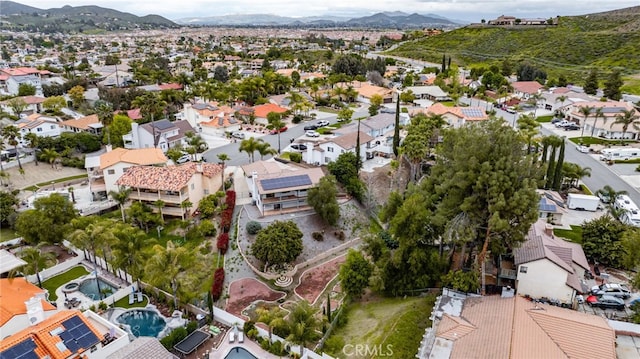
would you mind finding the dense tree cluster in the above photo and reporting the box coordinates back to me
[251,220,303,268]
[307,175,340,226]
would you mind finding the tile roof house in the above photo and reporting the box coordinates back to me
[411,103,488,128]
[336,81,393,104]
[60,114,103,136]
[0,309,129,359]
[107,337,177,359]
[182,102,241,137]
[0,95,46,115]
[15,114,62,144]
[123,119,196,153]
[242,159,325,216]
[0,278,57,337]
[252,103,289,125]
[85,147,167,201]
[116,162,223,219]
[418,290,616,359]
[514,219,590,305]
[567,101,638,140]
[0,67,44,97]
[536,189,567,225]
[302,131,374,166]
[511,81,544,100]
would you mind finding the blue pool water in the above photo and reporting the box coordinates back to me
[78,278,117,300]
[225,347,258,359]
[116,310,167,337]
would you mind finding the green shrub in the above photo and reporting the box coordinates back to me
[160,327,188,349]
[292,114,304,124]
[246,221,262,235]
[186,321,198,334]
[269,340,286,356]
[289,152,302,163]
[243,320,256,334]
[312,231,324,241]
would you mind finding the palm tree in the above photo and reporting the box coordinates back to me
[239,137,262,163]
[590,107,605,138]
[610,109,640,143]
[153,199,165,223]
[286,300,320,356]
[17,244,56,288]
[40,148,60,169]
[554,95,568,114]
[595,185,628,219]
[517,114,540,153]
[94,100,114,145]
[217,153,230,188]
[109,187,132,222]
[256,141,277,160]
[23,133,40,166]
[2,125,22,171]
[180,200,193,220]
[256,306,287,344]
[185,132,208,161]
[266,112,286,153]
[145,241,196,309]
[112,224,152,288]
[578,105,594,140]
[69,221,116,299]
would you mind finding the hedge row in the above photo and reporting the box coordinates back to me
[217,233,229,254]
[211,268,225,301]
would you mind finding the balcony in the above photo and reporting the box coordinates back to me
[129,191,184,204]
[500,268,517,279]
[262,194,307,204]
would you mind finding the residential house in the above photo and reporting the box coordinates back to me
[539,89,593,113]
[0,67,44,96]
[137,83,183,92]
[252,103,289,125]
[93,64,133,88]
[404,85,450,103]
[85,147,167,201]
[417,290,616,359]
[0,278,57,337]
[0,309,129,359]
[60,114,103,136]
[411,103,488,128]
[123,119,196,152]
[116,162,223,219]
[332,113,409,156]
[242,160,325,216]
[536,190,567,225]
[303,131,374,166]
[514,219,590,305]
[336,81,393,104]
[567,101,638,140]
[0,96,46,115]
[0,249,27,276]
[15,114,62,144]
[181,102,240,137]
[511,81,543,100]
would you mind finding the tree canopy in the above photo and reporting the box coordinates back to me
[339,249,373,299]
[307,175,340,226]
[15,193,78,245]
[251,220,303,268]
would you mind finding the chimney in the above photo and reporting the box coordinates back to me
[544,224,554,237]
[105,144,112,152]
[25,296,44,326]
[196,162,203,173]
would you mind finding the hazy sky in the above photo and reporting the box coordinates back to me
[10,0,640,21]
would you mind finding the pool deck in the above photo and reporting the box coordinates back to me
[209,332,283,359]
[54,268,135,312]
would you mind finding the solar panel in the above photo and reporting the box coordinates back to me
[261,174,312,191]
[0,338,38,359]
[153,120,173,130]
[461,108,484,117]
[59,316,100,353]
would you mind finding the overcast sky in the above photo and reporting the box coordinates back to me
[11,0,640,22]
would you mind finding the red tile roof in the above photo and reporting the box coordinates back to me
[511,81,543,95]
[116,162,222,191]
[60,114,100,130]
[100,147,167,169]
[253,103,288,118]
[0,278,56,327]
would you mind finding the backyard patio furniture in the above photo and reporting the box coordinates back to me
[129,292,134,305]
[137,292,143,303]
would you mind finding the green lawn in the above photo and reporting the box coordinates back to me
[0,227,19,242]
[324,295,435,358]
[42,266,89,302]
[536,115,554,123]
[569,137,636,146]
[317,106,340,114]
[553,225,583,243]
[23,174,88,191]
[113,293,149,308]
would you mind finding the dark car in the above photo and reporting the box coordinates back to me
[589,295,625,310]
[304,124,319,130]
[564,124,580,131]
[290,144,307,151]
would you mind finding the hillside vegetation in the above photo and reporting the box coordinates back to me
[388,6,640,80]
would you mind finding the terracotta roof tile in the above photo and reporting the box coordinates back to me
[60,114,100,130]
[511,81,544,94]
[253,103,288,118]
[0,278,55,327]
[100,148,167,169]
[116,162,222,191]
[328,131,374,150]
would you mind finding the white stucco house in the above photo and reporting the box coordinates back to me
[15,114,62,145]
[302,131,374,166]
[0,67,44,97]
[514,219,590,305]
[123,119,195,152]
[567,101,639,140]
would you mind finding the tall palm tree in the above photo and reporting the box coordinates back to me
[94,100,114,144]
[610,109,640,143]
[2,125,23,171]
[40,148,60,169]
[256,141,277,160]
[256,306,287,344]
[554,95,568,115]
[517,114,540,153]
[266,112,286,153]
[578,105,594,140]
[286,300,320,356]
[239,137,262,163]
[69,221,116,299]
[217,153,230,187]
[185,132,208,161]
[112,224,153,288]
[595,185,628,220]
[23,133,40,166]
[590,107,605,138]
[17,244,56,288]
[145,241,196,309]
[180,200,193,220]
[153,199,165,223]
[109,187,132,222]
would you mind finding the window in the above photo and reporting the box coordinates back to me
[327,147,334,152]
[107,169,115,175]
[51,125,56,129]
[37,128,42,132]
[191,183,195,190]
[204,189,209,195]
[122,167,129,173]
[519,266,528,273]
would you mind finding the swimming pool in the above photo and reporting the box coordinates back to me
[224,347,258,359]
[78,278,117,301]
[115,309,167,338]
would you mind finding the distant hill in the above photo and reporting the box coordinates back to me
[0,0,177,33]
[176,12,461,28]
[388,6,640,78]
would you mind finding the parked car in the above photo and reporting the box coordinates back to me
[290,144,307,151]
[231,131,245,139]
[304,124,319,130]
[317,120,330,127]
[564,124,580,131]
[576,145,590,153]
[588,295,625,310]
[591,283,631,299]
[551,118,563,124]
[305,130,320,137]
[176,154,191,164]
[628,297,640,308]
[270,126,288,135]
[555,120,572,128]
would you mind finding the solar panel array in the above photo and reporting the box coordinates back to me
[461,108,485,118]
[0,338,38,359]
[261,174,312,191]
[601,107,626,114]
[58,316,100,353]
[152,120,174,130]
[539,198,557,212]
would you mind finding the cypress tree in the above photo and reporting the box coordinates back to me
[355,118,361,172]
[441,54,446,74]
[448,56,452,70]
[393,93,401,157]
[326,293,332,322]
[552,140,565,191]
[545,145,557,189]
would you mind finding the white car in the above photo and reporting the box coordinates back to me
[576,145,590,153]
[176,154,191,164]
[231,131,245,139]
[317,120,330,127]
[305,130,320,137]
